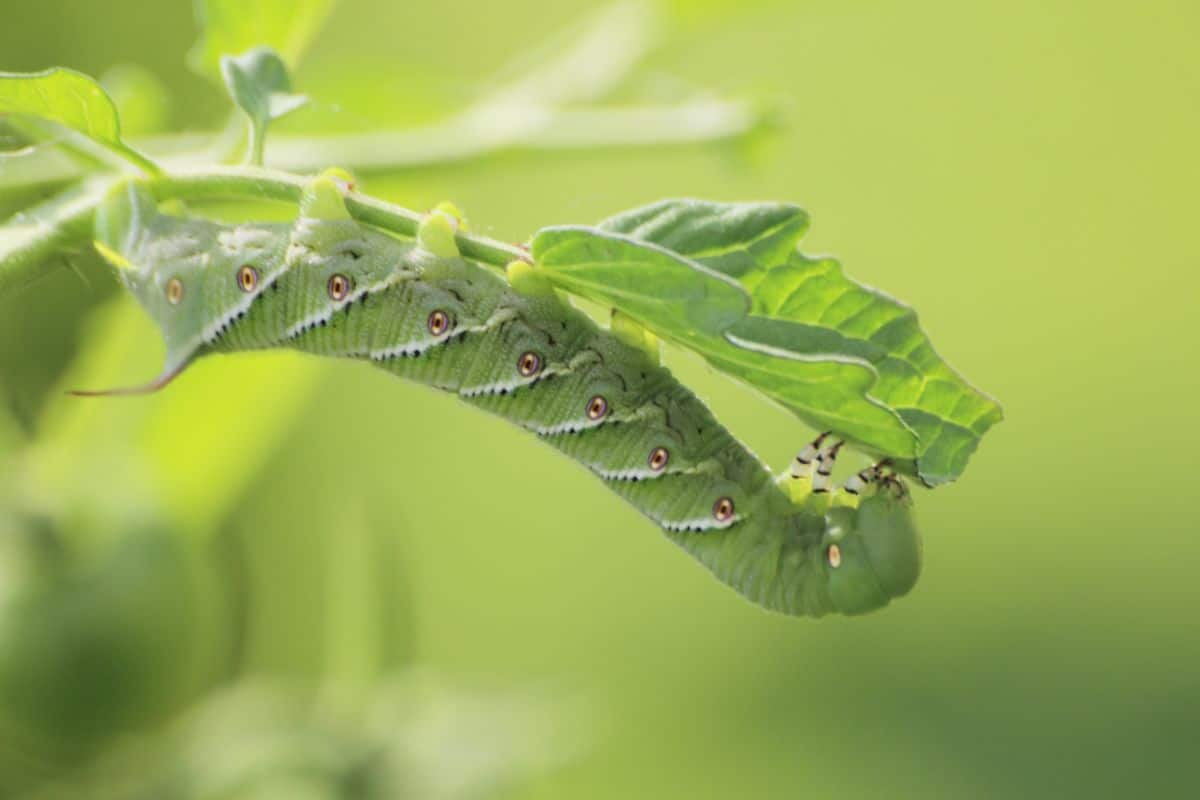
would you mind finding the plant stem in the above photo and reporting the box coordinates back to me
[0,166,529,294]
[153,166,529,266]
[247,124,265,168]
[0,178,109,295]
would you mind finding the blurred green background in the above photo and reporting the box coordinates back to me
[1,0,1198,797]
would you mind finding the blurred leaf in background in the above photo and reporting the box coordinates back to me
[0,68,140,164]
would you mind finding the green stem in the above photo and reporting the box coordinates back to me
[0,178,109,295]
[113,142,163,178]
[153,166,529,266]
[246,121,265,167]
[0,165,528,295]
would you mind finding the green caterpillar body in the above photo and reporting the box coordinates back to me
[90,179,920,617]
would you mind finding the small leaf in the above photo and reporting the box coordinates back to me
[190,0,336,78]
[599,198,808,279]
[532,225,749,334]
[220,47,308,165]
[0,68,157,173]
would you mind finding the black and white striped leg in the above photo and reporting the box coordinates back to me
[789,432,830,480]
[843,459,891,496]
[880,472,910,500]
[812,440,844,494]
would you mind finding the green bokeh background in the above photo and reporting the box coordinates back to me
[1,0,1198,797]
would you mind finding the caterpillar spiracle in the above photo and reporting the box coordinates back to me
[81,177,921,618]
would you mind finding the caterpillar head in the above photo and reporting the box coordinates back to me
[820,493,922,615]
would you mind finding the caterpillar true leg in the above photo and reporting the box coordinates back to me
[879,472,910,500]
[789,431,831,480]
[812,440,844,494]
[843,460,890,496]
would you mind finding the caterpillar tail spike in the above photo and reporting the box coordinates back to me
[67,364,187,398]
[84,183,923,617]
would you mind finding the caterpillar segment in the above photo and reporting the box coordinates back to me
[85,177,922,617]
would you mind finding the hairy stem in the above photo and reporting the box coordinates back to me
[153,167,529,266]
[0,166,528,294]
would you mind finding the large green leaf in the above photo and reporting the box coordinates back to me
[0,69,156,173]
[530,226,918,461]
[736,253,1003,486]
[533,200,1002,485]
[532,226,749,334]
[599,198,808,280]
[190,0,337,77]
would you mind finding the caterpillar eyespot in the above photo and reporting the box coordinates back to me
[165,278,183,305]
[517,351,542,377]
[586,394,608,420]
[91,186,926,619]
[237,265,259,293]
[328,273,351,301]
[428,310,451,336]
[712,497,735,522]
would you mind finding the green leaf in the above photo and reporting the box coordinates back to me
[599,198,808,280]
[533,200,1003,486]
[190,0,336,78]
[532,226,749,334]
[738,253,1003,486]
[0,68,120,144]
[0,68,157,173]
[220,47,309,165]
[530,226,918,460]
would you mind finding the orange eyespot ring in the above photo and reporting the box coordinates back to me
[165,278,184,305]
[648,447,670,472]
[328,273,352,301]
[517,351,542,377]
[826,544,842,569]
[586,394,608,420]
[712,497,735,522]
[237,265,259,293]
[428,310,451,336]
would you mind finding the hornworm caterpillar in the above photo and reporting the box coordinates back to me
[82,177,920,617]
